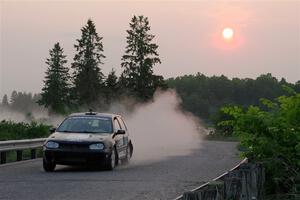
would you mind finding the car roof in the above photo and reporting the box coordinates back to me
[68,112,122,119]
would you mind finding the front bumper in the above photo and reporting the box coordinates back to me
[44,150,111,165]
[43,141,112,166]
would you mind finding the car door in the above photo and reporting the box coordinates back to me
[113,118,126,158]
[117,116,129,149]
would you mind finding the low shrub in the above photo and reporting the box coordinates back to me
[0,120,51,141]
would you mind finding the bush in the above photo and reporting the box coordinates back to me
[219,92,300,194]
[0,120,51,141]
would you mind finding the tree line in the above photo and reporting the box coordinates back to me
[1,92,41,113]
[38,16,165,113]
[167,73,300,124]
[2,71,299,124]
[3,72,298,120]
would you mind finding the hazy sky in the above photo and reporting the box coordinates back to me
[0,0,299,97]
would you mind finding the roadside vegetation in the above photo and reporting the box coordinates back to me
[0,120,50,141]
[218,90,300,195]
[168,74,299,196]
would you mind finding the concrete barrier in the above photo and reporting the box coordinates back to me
[174,158,265,200]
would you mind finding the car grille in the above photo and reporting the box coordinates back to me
[58,142,90,151]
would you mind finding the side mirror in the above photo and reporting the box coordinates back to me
[49,127,56,133]
[112,130,125,138]
[116,130,125,135]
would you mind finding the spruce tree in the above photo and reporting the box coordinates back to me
[10,91,18,105]
[72,19,105,106]
[38,43,70,113]
[1,94,9,107]
[105,68,119,101]
[121,15,165,101]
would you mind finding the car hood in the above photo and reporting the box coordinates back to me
[48,132,112,143]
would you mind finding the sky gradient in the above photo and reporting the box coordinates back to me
[0,0,299,97]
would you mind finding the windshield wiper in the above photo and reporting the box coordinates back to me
[77,131,108,134]
[60,130,107,134]
[60,130,73,133]
[80,131,101,133]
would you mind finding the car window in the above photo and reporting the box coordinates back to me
[57,117,113,133]
[113,118,122,131]
[118,117,127,131]
[116,117,124,130]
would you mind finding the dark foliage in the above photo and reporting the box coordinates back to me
[38,43,70,114]
[0,120,50,141]
[121,15,166,101]
[219,91,300,194]
[72,19,105,106]
[167,73,299,123]
[105,68,119,102]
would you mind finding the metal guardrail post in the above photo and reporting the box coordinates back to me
[17,150,23,161]
[0,138,46,164]
[0,152,7,164]
[31,149,37,159]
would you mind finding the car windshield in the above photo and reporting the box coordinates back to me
[57,116,113,134]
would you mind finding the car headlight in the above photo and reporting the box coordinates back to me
[89,143,104,150]
[45,141,59,149]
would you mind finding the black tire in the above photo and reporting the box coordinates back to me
[43,158,56,172]
[122,144,132,165]
[106,147,117,170]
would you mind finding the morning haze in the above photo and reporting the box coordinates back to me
[0,1,299,97]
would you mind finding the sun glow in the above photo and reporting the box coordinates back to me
[222,28,234,40]
[212,26,244,51]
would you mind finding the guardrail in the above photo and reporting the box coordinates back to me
[174,158,265,200]
[0,138,46,164]
[173,158,247,200]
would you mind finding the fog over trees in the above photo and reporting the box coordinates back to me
[0,16,299,123]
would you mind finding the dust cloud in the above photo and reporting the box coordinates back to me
[0,107,64,126]
[123,90,203,164]
[0,90,203,164]
[0,108,28,122]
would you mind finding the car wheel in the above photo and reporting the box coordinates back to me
[106,147,117,170]
[43,158,56,172]
[122,145,132,164]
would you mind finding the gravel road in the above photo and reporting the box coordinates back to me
[0,140,241,200]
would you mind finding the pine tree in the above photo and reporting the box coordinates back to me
[121,15,165,101]
[10,91,18,104]
[38,42,70,113]
[72,19,105,106]
[1,94,9,107]
[105,68,119,101]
